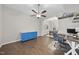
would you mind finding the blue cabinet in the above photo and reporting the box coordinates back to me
[20,32,37,42]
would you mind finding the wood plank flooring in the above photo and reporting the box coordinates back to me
[0,36,64,55]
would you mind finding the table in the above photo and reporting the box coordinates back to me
[48,31,79,55]
[64,35,79,55]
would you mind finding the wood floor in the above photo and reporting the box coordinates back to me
[0,36,64,55]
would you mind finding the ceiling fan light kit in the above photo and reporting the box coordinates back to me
[36,14,41,18]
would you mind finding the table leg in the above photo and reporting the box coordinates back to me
[71,42,76,55]
[65,41,78,55]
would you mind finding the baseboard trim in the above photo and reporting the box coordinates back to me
[1,40,19,47]
[0,36,42,47]
[0,44,2,48]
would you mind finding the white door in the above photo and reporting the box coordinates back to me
[0,5,2,47]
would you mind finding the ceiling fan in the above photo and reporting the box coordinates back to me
[31,4,47,18]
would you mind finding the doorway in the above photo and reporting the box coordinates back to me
[41,17,59,37]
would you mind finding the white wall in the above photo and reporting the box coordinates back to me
[58,17,79,34]
[42,17,79,36]
[0,5,2,47]
[41,20,49,36]
[2,6,40,45]
[41,17,59,36]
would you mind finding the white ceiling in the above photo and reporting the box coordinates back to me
[4,4,79,19]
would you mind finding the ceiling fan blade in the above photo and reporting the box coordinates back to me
[41,10,47,14]
[32,10,37,13]
[41,15,46,17]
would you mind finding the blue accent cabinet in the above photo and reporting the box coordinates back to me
[20,32,37,42]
